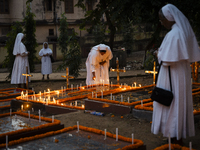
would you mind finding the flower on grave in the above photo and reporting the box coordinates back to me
[111,115,115,117]
[88,135,91,139]
[121,116,123,119]
[54,139,59,143]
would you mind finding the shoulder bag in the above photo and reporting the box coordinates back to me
[150,61,173,106]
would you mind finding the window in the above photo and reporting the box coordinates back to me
[49,29,54,36]
[0,0,9,14]
[65,0,74,13]
[45,0,52,11]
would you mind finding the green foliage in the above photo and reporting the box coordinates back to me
[76,0,200,51]
[3,22,23,80]
[58,14,68,56]
[122,22,134,52]
[144,50,158,70]
[58,14,81,77]
[23,2,38,72]
[91,23,106,45]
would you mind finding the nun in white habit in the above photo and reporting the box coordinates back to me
[151,4,200,144]
[86,44,113,85]
[11,33,30,88]
[39,42,52,80]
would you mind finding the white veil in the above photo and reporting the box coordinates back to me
[160,4,200,62]
[13,33,25,55]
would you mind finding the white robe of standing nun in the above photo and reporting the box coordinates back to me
[11,33,30,84]
[151,4,200,140]
[39,42,52,75]
[86,44,113,85]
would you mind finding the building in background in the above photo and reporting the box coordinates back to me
[0,0,99,62]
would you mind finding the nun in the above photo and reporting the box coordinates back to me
[86,44,113,85]
[11,33,30,88]
[151,4,200,144]
[39,42,53,80]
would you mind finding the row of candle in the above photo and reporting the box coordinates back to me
[76,121,134,144]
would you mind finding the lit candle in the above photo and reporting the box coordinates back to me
[116,57,118,61]
[116,128,118,141]
[39,91,41,99]
[75,101,77,107]
[96,93,97,98]
[80,83,82,88]
[121,95,123,102]
[189,142,192,150]
[77,85,79,90]
[32,108,34,112]
[92,92,93,98]
[128,97,130,103]
[77,121,79,132]
[21,105,23,110]
[21,91,23,98]
[103,80,104,86]
[44,90,46,98]
[139,84,141,87]
[132,133,134,144]
[39,109,41,122]
[111,82,113,87]
[141,100,143,107]
[101,91,103,99]
[124,67,125,71]
[121,83,122,88]
[57,91,59,98]
[26,90,28,100]
[107,79,109,85]
[71,84,73,90]
[104,129,106,140]
[52,115,54,123]
[134,82,136,88]
[113,96,115,100]
[110,93,112,100]
[132,84,133,87]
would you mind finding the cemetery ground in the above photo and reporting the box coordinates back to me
[0,51,200,150]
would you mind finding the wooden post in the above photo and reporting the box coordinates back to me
[61,67,74,88]
[145,61,157,84]
[110,57,126,85]
[22,66,33,89]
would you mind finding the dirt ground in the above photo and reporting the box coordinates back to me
[0,51,200,150]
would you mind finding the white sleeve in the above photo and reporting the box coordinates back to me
[39,50,43,56]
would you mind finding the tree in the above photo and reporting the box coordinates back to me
[76,0,132,50]
[3,22,23,80]
[92,22,106,45]
[23,1,38,72]
[58,14,81,77]
[76,0,200,52]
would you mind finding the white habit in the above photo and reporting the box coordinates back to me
[39,42,52,75]
[11,33,30,84]
[151,4,200,140]
[86,44,113,85]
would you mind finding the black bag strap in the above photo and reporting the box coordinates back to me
[156,61,172,91]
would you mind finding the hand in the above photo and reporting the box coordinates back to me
[99,61,106,65]
[92,72,96,80]
[92,76,96,80]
